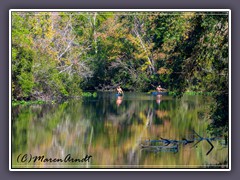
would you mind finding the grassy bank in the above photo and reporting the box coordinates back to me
[168,91,214,96]
[147,91,213,96]
[12,100,46,107]
[81,92,98,97]
[12,92,98,107]
[12,91,213,107]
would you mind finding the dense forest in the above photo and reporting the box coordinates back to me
[11,11,229,136]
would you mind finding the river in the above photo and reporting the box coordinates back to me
[11,92,228,169]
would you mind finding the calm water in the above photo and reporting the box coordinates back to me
[12,92,228,169]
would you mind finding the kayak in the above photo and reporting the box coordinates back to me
[116,93,123,97]
[152,92,168,96]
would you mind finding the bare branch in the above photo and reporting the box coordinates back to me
[59,64,73,74]
[57,36,76,59]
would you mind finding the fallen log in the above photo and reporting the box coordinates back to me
[141,130,218,155]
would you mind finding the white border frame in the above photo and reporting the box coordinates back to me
[9,9,231,171]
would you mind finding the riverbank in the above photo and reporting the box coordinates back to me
[12,92,98,107]
[147,91,213,96]
[12,100,46,106]
[168,91,213,96]
[12,91,213,107]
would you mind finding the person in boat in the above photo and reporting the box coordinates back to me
[155,85,167,101]
[116,86,124,96]
[156,85,166,93]
[116,86,123,106]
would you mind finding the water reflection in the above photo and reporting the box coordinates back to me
[12,93,228,168]
[156,95,162,105]
[116,96,123,107]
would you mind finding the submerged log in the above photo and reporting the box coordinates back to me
[141,130,218,155]
[191,130,215,155]
[144,137,194,146]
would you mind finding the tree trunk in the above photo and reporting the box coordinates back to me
[133,17,155,74]
[93,12,98,54]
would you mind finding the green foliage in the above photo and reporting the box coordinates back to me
[82,92,98,97]
[12,12,92,100]
[12,46,35,99]
[207,93,228,136]
[12,100,45,106]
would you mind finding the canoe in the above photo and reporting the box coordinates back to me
[152,92,168,96]
[115,93,123,97]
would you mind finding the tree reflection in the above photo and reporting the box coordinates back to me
[12,93,228,168]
